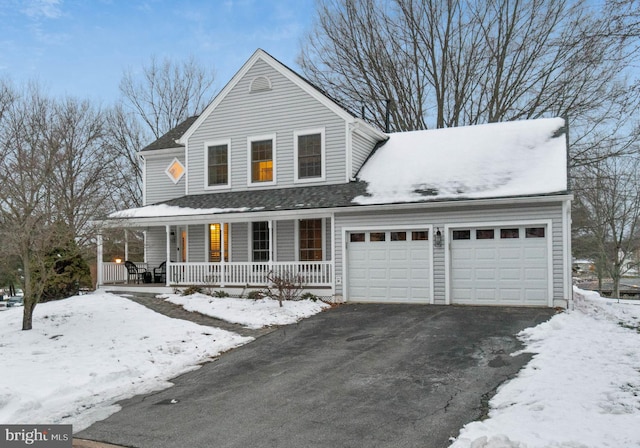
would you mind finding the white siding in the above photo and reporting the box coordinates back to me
[146,227,167,267]
[276,220,295,261]
[335,202,566,306]
[144,153,186,204]
[351,131,378,177]
[188,225,206,262]
[231,222,249,262]
[187,59,347,194]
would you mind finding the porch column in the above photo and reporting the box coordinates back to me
[330,214,336,296]
[124,229,129,262]
[268,219,274,270]
[165,225,171,287]
[96,233,103,288]
[220,221,226,287]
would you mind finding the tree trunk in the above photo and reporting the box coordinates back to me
[22,299,35,331]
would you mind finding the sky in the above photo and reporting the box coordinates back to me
[0,0,316,105]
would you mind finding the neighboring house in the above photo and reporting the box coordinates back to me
[98,49,573,308]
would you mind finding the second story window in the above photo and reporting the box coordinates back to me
[295,128,325,182]
[207,143,229,187]
[250,138,274,183]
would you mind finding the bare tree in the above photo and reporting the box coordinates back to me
[103,104,147,209]
[119,55,217,140]
[0,83,61,330]
[299,0,640,165]
[572,155,640,298]
[50,97,112,246]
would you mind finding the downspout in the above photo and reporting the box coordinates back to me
[563,114,574,310]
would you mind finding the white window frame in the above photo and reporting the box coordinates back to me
[164,157,186,184]
[295,218,325,262]
[204,139,231,190]
[247,133,277,186]
[294,128,325,183]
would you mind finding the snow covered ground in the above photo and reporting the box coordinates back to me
[164,292,331,328]
[449,287,640,448]
[0,291,327,432]
[2,288,639,446]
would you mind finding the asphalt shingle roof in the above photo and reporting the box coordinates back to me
[140,116,199,152]
[158,182,369,212]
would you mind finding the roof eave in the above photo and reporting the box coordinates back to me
[99,191,572,229]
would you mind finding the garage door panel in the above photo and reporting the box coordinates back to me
[389,249,409,261]
[501,268,522,281]
[476,289,497,300]
[525,268,546,280]
[369,251,387,261]
[524,247,546,259]
[475,268,496,280]
[389,268,409,280]
[389,287,409,297]
[498,248,522,260]
[475,248,497,260]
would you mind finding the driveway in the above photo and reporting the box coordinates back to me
[77,304,554,448]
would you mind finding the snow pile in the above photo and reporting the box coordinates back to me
[0,293,251,431]
[164,293,331,329]
[109,203,249,219]
[356,118,567,205]
[449,287,640,448]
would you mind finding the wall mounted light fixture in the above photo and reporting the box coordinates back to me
[435,228,443,248]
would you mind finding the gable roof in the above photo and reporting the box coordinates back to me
[140,115,199,152]
[355,117,568,205]
[177,48,386,144]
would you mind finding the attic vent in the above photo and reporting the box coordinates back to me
[250,76,272,93]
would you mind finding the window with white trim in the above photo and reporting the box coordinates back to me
[206,141,229,187]
[299,219,323,261]
[248,135,276,185]
[294,129,324,181]
[252,222,270,262]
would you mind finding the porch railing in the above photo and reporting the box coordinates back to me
[101,262,148,284]
[167,261,333,287]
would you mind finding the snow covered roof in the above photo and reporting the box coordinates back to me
[354,117,567,205]
[109,118,568,221]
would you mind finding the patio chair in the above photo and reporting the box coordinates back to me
[154,261,166,284]
[125,260,148,284]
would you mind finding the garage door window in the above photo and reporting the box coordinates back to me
[412,231,428,240]
[453,230,471,240]
[350,233,365,242]
[500,228,519,239]
[390,232,407,241]
[526,227,545,238]
[370,232,385,242]
[476,229,495,239]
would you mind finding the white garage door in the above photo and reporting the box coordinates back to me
[347,230,431,303]
[450,226,549,306]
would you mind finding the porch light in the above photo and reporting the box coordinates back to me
[114,258,122,264]
[435,228,443,248]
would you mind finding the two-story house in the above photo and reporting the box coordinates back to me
[98,49,573,308]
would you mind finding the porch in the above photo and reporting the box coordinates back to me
[99,260,334,288]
